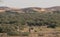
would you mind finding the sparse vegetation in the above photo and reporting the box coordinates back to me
[0,10,60,36]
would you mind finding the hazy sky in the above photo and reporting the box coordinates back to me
[0,0,60,8]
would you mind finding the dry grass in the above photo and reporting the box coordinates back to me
[0,27,60,37]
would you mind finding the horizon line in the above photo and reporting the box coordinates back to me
[0,5,60,8]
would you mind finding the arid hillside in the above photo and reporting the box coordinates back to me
[0,6,60,37]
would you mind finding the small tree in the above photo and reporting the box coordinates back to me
[47,23,56,28]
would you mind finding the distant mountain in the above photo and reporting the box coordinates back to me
[20,6,60,13]
[0,6,10,10]
[20,7,42,13]
[45,6,60,11]
[0,6,60,13]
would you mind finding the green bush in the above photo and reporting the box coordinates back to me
[7,31,20,36]
[20,32,30,36]
[47,24,56,28]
